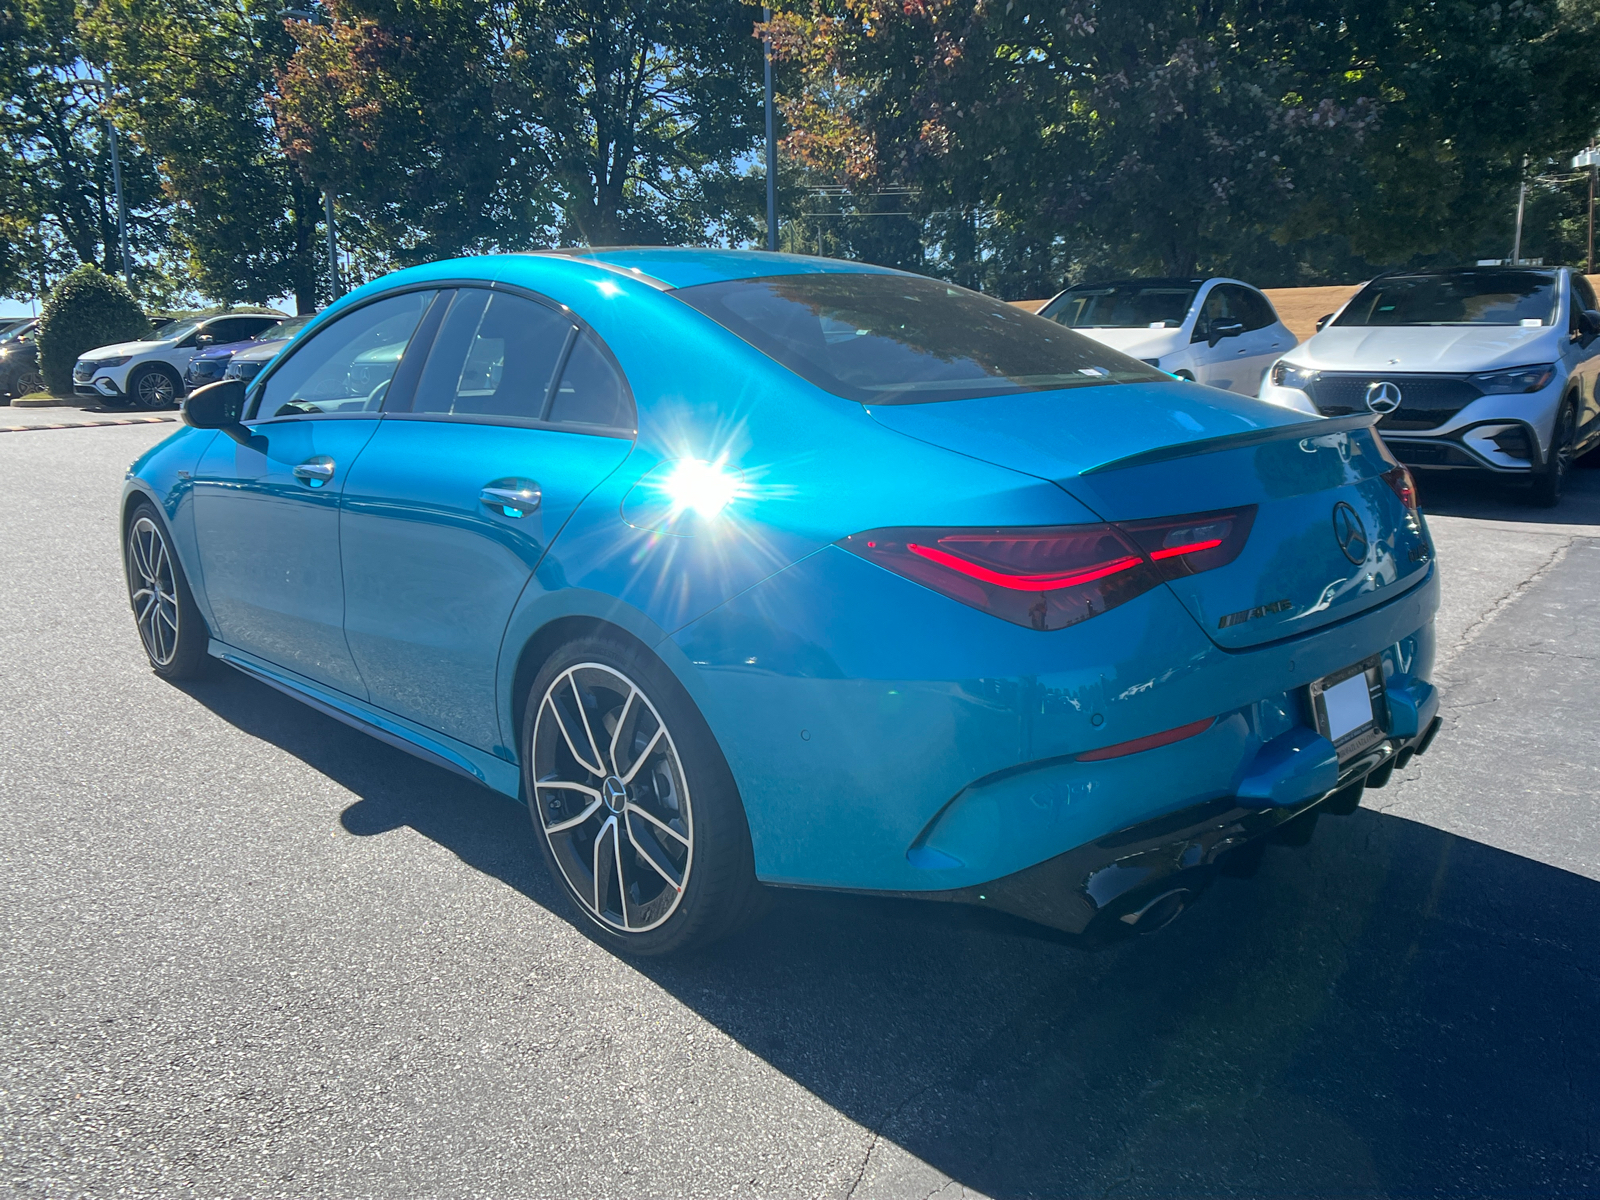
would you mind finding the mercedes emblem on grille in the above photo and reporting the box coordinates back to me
[1365,380,1402,414]
[1332,502,1369,565]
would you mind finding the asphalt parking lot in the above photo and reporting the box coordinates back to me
[2,422,1597,1199]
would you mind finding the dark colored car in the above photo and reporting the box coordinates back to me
[221,314,314,384]
[0,320,42,401]
[183,315,298,390]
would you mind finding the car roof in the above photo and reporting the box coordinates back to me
[1062,277,1214,289]
[525,247,905,290]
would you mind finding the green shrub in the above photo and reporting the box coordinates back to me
[36,265,150,395]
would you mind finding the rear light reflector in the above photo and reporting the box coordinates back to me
[1076,717,1216,762]
[839,506,1256,631]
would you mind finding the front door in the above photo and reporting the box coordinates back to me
[191,289,436,694]
[340,286,635,752]
[1193,284,1284,394]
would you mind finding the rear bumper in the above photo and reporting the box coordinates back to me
[924,689,1443,936]
[673,543,1440,894]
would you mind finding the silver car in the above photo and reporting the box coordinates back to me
[1260,266,1600,506]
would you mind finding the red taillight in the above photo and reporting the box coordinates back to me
[839,506,1256,631]
[1075,717,1216,762]
[1382,464,1420,516]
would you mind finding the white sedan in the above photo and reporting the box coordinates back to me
[1036,277,1295,395]
[74,312,283,408]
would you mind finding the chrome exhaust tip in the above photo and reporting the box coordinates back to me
[1117,887,1192,934]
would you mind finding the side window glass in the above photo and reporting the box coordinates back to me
[1193,287,1229,341]
[1239,287,1277,331]
[1573,274,1596,318]
[252,290,434,420]
[409,289,574,420]
[548,332,635,433]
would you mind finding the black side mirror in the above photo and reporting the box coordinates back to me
[1208,319,1245,347]
[182,379,251,445]
[195,333,215,347]
[1579,309,1600,345]
[1315,313,1334,332]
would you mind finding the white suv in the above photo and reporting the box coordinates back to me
[1037,276,1295,395]
[1260,266,1600,506]
[74,312,282,409]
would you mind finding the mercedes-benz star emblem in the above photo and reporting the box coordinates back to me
[1332,502,1369,565]
[602,775,628,814]
[1365,380,1402,415]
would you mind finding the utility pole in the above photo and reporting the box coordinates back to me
[1574,144,1599,276]
[105,120,132,290]
[763,7,777,251]
[324,190,342,300]
[1511,154,1528,265]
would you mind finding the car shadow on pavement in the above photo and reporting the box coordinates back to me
[183,666,1600,1198]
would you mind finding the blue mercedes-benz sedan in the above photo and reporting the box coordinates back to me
[122,248,1443,954]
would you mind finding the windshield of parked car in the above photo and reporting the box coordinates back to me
[675,273,1166,405]
[1039,283,1199,329]
[1335,271,1558,327]
[255,316,311,343]
[141,317,202,342]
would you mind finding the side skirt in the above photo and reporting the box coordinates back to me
[207,640,523,800]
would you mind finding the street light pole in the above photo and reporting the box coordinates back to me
[763,7,777,252]
[1511,154,1528,266]
[105,119,132,289]
[324,190,342,300]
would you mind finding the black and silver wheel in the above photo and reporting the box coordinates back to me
[12,367,43,397]
[523,634,765,954]
[1530,401,1576,508]
[124,503,209,679]
[129,364,181,410]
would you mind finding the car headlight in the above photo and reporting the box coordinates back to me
[1467,364,1555,394]
[88,356,132,370]
[1269,360,1317,390]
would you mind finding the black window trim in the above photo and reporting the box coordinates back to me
[244,278,637,438]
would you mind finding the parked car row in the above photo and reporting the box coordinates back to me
[75,311,287,408]
[1039,264,1596,506]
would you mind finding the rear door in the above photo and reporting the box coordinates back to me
[339,286,635,754]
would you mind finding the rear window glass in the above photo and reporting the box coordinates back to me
[1040,283,1199,329]
[675,273,1166,405]
[1335,271,1558,327]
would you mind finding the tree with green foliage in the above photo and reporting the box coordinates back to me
[764,0,1600,293]
[35,263,150,393]
[275,0,769,258]
[0,0,171,300]
[84,0,325,312]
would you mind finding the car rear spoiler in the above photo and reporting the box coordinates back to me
[1081,412,1381,476]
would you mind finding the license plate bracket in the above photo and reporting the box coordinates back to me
[1308,655,1388,761]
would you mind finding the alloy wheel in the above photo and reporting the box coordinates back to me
[532,663,693,933]
[14,369,43,396]
[127,516,179,666]
[135,369,176,408]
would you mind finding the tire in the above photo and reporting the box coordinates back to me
[522,632,767,955]
[124,503,210,679]
[128,364,182,410]
[12,367,43,397]
[1529,401,1576,508]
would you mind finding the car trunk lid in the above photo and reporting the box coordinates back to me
[867,384,1432,648]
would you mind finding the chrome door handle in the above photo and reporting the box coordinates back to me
[293,456,335,487]
[480,478,541,518]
